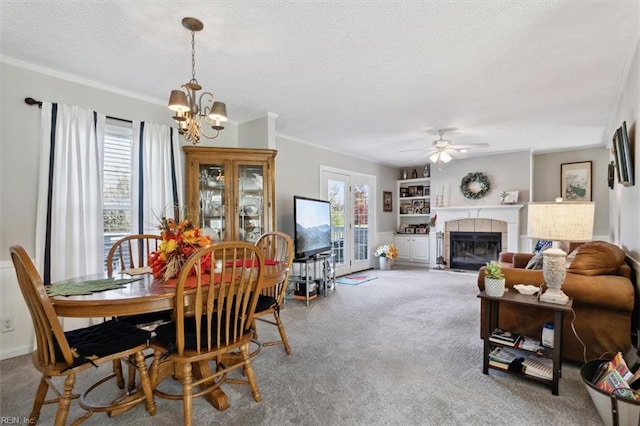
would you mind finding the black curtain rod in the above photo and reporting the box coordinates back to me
[24,97,132,124]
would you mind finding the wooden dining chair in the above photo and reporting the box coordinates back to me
[149,242,265,426]
[107,234,171,390]
[253,231,294,355]
[107,233,162,277]
[10,245,157,425]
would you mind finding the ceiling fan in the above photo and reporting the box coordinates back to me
[404,129,490,170]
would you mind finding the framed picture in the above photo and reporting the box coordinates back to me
[561,161,592,201]
[383,191,392,212]
[400,187,408,197]
[412,199,424,214]
[400,201,412,214]
[415,226,428,234]
[501,190,519,204]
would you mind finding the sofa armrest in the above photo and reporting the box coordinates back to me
[498,251,515,263]
[562,274,634,312]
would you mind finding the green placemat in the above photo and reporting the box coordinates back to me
[46,277,142,297]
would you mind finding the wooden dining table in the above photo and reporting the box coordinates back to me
[50,263,289,412]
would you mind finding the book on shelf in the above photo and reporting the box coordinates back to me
[489,346,524,364]
[523,355,553,380]
[516,336,545,352]
[489,359,510,370]
[489,347,525,372]
[489,328,522,347]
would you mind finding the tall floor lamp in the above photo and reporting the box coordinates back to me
[527,200,595,305]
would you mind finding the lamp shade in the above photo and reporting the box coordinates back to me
[168,90,190,112]
[208,101,228,122]
[527,201,595,242]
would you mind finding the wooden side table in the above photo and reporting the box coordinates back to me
[478,289,573,395]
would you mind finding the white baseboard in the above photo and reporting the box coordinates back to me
[0,345,32,361]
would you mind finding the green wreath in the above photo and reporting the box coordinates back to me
[460,172,490,199]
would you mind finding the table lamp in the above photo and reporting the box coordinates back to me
[527,199,595,304]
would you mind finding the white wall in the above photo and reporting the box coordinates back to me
[416,151,531,237]
[533,147,610,236]
[274,135,399,238]
[608,39,640,263]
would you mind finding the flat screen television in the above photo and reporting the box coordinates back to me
[612,121,635,187]
[293,196,332,259]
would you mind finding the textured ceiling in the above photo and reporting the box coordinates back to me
[1,1,638,167]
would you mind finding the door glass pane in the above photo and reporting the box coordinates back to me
[328,179,345,266]
[353,184,370,261]
[238,164,264,243]
[199,164,225,241]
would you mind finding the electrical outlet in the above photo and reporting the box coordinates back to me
[1,315,15,333]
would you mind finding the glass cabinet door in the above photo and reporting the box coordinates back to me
[237,164,265,243]
[199,164,225,242]
[184,147,276,243]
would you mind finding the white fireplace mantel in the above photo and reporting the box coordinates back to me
[430,205,524,267]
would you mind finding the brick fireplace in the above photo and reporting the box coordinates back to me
[431,205,523,269]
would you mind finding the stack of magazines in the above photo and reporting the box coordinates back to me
[489,328,522,347]
[523,355,553,380]
[489,347,524,370]
[592,352,640,400]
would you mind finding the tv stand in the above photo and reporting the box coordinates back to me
[288,253,336,306]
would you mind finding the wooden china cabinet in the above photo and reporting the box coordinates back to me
[183,147,277,243]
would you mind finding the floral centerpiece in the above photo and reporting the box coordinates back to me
[374,244,398,259]
[148,217,213,282]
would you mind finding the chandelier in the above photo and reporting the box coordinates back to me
[168,17,227,145]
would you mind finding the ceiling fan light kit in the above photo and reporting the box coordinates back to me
[422,129,490,170]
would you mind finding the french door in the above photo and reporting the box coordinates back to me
[320,167,375,276]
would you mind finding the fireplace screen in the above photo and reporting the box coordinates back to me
[449,231,501,270]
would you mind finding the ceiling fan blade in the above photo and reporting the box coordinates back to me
[398,148,425,153]
[449,143,490,149]
[448,150,465,158]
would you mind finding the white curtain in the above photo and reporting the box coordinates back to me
[131,122,184,234]
[35,103,106,285]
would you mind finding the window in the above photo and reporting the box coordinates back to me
[103,121,133,267]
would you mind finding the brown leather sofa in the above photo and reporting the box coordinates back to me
[478,241,634,364]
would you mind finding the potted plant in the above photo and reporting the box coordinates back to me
[484,260,506,297]
[375,244,398,270]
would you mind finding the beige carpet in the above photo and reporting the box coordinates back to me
[0,267,604,425]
